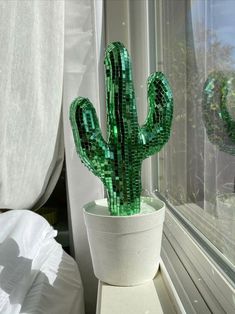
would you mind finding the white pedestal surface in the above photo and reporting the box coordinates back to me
[96,259,185,314]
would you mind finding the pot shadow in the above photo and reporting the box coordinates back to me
[0,237,84,313]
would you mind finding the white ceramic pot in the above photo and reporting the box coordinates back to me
[83,197,165,286]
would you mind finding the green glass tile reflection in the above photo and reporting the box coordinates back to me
[203,71,235,155]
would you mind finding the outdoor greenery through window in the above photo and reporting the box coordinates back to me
[156,0,235,267]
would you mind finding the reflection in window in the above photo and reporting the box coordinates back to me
[157,0,235,265]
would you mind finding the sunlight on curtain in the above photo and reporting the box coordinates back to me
[0,1,64,210]
[0,210,84,314]
[63,1,104,313]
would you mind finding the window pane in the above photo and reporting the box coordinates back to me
[157,0,235,266]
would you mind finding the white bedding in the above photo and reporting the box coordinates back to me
[0,210,85,314]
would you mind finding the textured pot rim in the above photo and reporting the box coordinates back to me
[83,196,165,219]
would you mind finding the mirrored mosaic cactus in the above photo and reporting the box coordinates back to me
[70,42,173,216]
[203,71,235,155]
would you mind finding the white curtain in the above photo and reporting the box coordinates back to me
[63,1,104,313]
[0,0,104,312]
[0,1,64,210]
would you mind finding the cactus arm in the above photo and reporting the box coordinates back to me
[70,97,109,177]
[220,77,235,141]
[139,72,173,159]
[203,71,235,155]
[203,72,225,146]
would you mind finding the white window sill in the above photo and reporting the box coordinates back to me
[96,259,185,314]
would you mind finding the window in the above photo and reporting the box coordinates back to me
[156,0,235,270]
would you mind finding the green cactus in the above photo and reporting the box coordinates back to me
[70,42,173,216]
[203,71,235,155]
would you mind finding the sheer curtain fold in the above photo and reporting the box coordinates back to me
[63,1,104,313]
[0,1,64,210]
